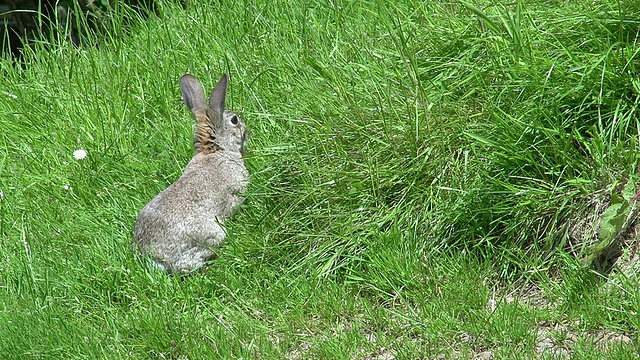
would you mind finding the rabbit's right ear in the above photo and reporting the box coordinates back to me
[208,74,228,121]
[180,74,207,112]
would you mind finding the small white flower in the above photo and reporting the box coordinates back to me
[63,185,70,190]
[73,149,87,160]
[0,190,4,198]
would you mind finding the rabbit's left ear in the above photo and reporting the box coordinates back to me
[208,74,228,122]
[180,74,207,112]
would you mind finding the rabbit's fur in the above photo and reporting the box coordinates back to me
[133,74,248,273]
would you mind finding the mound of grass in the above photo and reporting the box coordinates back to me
[0,0,638,358]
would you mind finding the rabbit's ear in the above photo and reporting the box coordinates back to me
[208,74,228,119]
[180,74,207,111]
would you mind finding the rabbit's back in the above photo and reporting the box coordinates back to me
[134,151,248,272]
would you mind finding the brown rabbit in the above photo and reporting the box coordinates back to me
[133,74,249,273]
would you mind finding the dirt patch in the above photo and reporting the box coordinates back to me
[534,320,633,358]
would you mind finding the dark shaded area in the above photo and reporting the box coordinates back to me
[1,0,161,58]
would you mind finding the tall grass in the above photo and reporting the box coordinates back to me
[0,0,638,358]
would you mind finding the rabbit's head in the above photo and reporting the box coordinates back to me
[180,74,247,155]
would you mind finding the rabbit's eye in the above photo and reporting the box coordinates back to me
[230,115,238,125]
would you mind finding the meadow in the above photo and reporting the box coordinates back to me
[0,0,639,358]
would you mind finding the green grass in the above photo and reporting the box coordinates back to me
[1,0,639,358]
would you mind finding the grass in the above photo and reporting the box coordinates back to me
[0,0,639,358]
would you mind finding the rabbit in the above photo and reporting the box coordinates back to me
[133,73,249,273]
